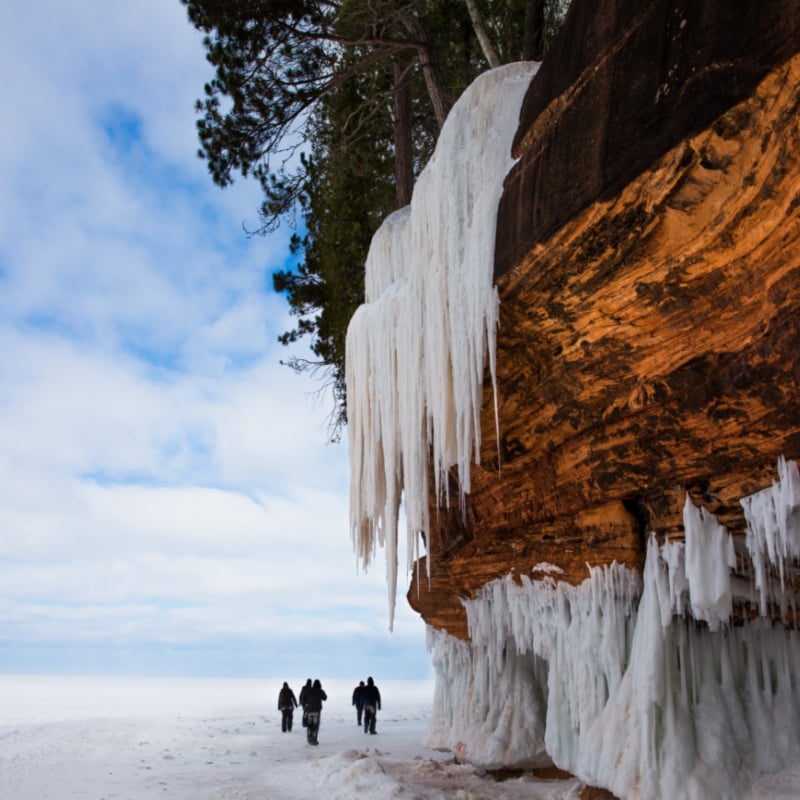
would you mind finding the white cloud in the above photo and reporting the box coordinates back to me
[0,0,427,677]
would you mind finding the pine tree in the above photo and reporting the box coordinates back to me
[182,0,570,436]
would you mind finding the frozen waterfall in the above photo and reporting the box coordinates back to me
[345,63,540,624]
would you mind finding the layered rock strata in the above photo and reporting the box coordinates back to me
[408,0,800,640]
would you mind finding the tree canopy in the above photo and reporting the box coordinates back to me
[182,0,570,436]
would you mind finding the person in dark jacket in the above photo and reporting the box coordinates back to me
[277,681,298,732]
[352,680,365,725]
[361,676,381,735]
[304,679,328,745]
[298,678,312,728]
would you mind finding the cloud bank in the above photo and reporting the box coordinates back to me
[0,0,429,679]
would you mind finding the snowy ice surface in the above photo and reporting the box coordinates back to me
[428,461,800,800]
[346,62,540,625]
[0,674,584,800]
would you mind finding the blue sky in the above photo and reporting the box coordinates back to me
[0,0,430,680]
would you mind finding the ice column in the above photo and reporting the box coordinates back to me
[426,625,550,769]
[741,455,800,617]
[683,496,736,630]
[346,63,540,624]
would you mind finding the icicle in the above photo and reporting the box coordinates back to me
[660,536,688,622]
[741,456,800,618]
[426,624,550,769]
[683,495,736,631]
[428,469,800,800]
[346,63,541,625]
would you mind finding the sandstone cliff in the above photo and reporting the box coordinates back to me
[408,0,800,641]
[344,2,800,793]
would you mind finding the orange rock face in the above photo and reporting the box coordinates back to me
[408,50,800,641]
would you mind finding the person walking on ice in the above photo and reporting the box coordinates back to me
[352,680,365,725]
[277,682,298,732]
[361,676,381,735]
[304,679,327,745]
[298,678,312,728]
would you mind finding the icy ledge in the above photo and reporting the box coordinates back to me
[346,63,540,624]
[428,459,800,800]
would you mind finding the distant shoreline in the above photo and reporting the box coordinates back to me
[0,674,435,726]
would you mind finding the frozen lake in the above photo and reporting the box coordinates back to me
[0,674,579,800]
[3,674,799,799]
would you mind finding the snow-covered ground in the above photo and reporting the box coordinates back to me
[0,674,580,800]
[3,674,799,799]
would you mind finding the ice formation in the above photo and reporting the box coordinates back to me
[741,455,800,618]
[346,63,540,623]
[428,460,800,800]
[342,48,800,800]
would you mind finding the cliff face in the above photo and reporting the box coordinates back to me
[408,0,800,640]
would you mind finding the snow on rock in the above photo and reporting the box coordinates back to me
[532,562,564,576]
[346,63,540,624]
[428,460,800,799]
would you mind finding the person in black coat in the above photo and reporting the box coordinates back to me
[304,679,328,745]
[277,681,298,732]
[298,678,312,728]
[352,680,365,725]
[361,676,381,734]
[298,678,312,708]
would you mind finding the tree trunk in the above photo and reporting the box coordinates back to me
[392,60,414,207]
[464,0,501,68]
[523,0,545,61]
[401,2,453,130]
[418,46,452,129]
